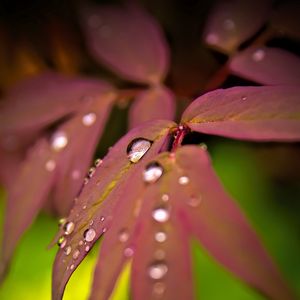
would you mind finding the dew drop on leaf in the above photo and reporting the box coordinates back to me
[63,222,75,235]
[88,167,96,178]
[118,229,129,243]
[143,162,164,183]
[64,246,72,256]
[51,131,68,151]
[57,236,66,249]
[73,249,80,260]
[83,228,96,242]
[153,282,165,296]
[178,176,190,185]
[58,218,66,227]
[82,112,97,126]
[85,246,90,252]
[124,247,134,258]
[152,207,170,223]
[127,138,152,163]
[45,159,56,171]
[155,231,167,243]
[100,216,105,222]
[94,158,102,167]
[161,194,169,202]
[70,264,75,270]
[148,262,168,280]
[252,49,265,61]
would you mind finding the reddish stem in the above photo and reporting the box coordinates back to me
[171,125,190,152]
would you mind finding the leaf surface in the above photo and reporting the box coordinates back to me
[203,0,272,53]
[182,86,300,141]
[129,85,175,129]
[174,145,296,300]
[230,47,300,85]
[80,4,169,84]
[52,120,175,300]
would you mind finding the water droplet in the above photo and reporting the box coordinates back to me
[161,194,169,202]
[83,228,96,242]
[79,240,84,246]
[252,49,265,62]
[118,229,129,243]
[88,167,96,178]
[73,249,80,260]
[155,232,167,243]
[45,159,56,171]
[82,112,96,126]
[51,131,68,151]
[143,162,164,183]
[148,262,168,280]
[83,178,89,185]
[58,218,66,227]
[152,207,170,223]
[178,176,189,185]
[95,158,102,167]
[85,246,90,252]
[206,33,219,45]
[187,196,201,207]
[153,282,165,297]
[82,205,87,210]
[103,227,107,233]
[72,169,81,180]
[199,143,208,150]
[100,216,105,222]
[124,247,134,257]
[70,264,75,270]
[64,246,72,255]
[57,236,66,249]
[89,220,94,226]
[64,222,75,235]
[241,96,247,101]
[127,138,152,163]
[223,19,235,30]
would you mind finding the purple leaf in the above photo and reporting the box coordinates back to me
[203,0,272,53]
[0,138,56,279]
[229,47,300,85]
[130,170,194,300]
[80,4,169,84]
[52,120,175,300]
[129,85,176,129]
[0,72,113,139]
[0,92,116,279]
[270,1,300,40]
[181,86,300,141]
[175,145,296,300]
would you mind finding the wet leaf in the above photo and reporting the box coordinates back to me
[0,92,115,279]
[129,85,175,129]
[80,4,169,84]
[0,72,113,140]
[175,145,296,300]
[182,86,300,141]
[229,47,300,85]
[203,0,272,53]
[52,120,175,300]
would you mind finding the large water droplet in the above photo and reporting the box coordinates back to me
[118,229,129,243]
[152,207,170,223]
[143,162,164,183]
[82,113,96,127]
[83,228,96,242]
[64,246,72,255]
[57,236,66,249]
[51,131,68,151]
[64,222,75,235]
[148,262,168,280]
[178,176,189,185]
[155,232,167,243]
[45,159,56,172]
[127,138,152,163]
[252,49,265,62]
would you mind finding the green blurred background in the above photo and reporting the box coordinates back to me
[1,140,299,299]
